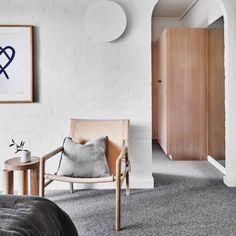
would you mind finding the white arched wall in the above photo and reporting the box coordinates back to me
[217,0,236,187]
[0,0,234,190]
[152,0,236,187]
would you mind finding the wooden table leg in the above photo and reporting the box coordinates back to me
[18,170,28,195]
[30,164,39,196]
[3,169,14,194]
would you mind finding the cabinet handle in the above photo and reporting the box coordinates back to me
[158,80,162,83]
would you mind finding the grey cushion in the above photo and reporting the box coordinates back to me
[57,137,110,178]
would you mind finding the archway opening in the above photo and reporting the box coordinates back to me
[151,0,227,182]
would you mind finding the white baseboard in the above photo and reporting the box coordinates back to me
[130,176,154,189]
[223,176,236,187]
[207,155,226,175]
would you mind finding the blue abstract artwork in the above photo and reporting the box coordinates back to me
[0,46,15,80]
[0,26,32,102]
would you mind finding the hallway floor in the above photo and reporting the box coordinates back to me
[152,140,224,180]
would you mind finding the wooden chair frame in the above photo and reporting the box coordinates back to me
[39,119,130,231]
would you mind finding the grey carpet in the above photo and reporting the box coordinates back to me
[47,142,236,236]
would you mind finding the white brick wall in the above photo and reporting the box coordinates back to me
[0,0,157,191]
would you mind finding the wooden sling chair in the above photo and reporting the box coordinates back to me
[39,119,130,231]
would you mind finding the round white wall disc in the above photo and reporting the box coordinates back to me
[84,0,127,42]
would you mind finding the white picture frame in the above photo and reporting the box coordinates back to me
[0,25,33,103]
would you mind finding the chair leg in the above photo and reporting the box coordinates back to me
[39,159,45,197]
[69,183,74,193]
[116,179,121,231]
[126,171,130,196]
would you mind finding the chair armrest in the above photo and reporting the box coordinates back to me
[41,146,63,162]
[39,146,63,197]
[116,146,128,178]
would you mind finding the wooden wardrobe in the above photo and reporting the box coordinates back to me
[208,28,225,160]
[152,28,208,160]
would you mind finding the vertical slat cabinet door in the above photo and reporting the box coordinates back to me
[167,28,208,160]
[208,29,225,159]
[157,30,168,154]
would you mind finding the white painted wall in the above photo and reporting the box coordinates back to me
[182,0,236,187]
[219,0,236,187]
[183,0,223,27]
[0,0,157,191]
[152,19,183,40]
[1,0,235,191]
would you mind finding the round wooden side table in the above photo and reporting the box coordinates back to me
[3,157,40,196]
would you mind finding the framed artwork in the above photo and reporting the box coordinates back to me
[0,25,33,103]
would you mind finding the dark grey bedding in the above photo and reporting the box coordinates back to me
[0,195,78,236]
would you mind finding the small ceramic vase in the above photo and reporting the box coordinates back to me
[20,150,31,163]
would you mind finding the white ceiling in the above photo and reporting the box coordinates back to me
[152,0,198,19]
